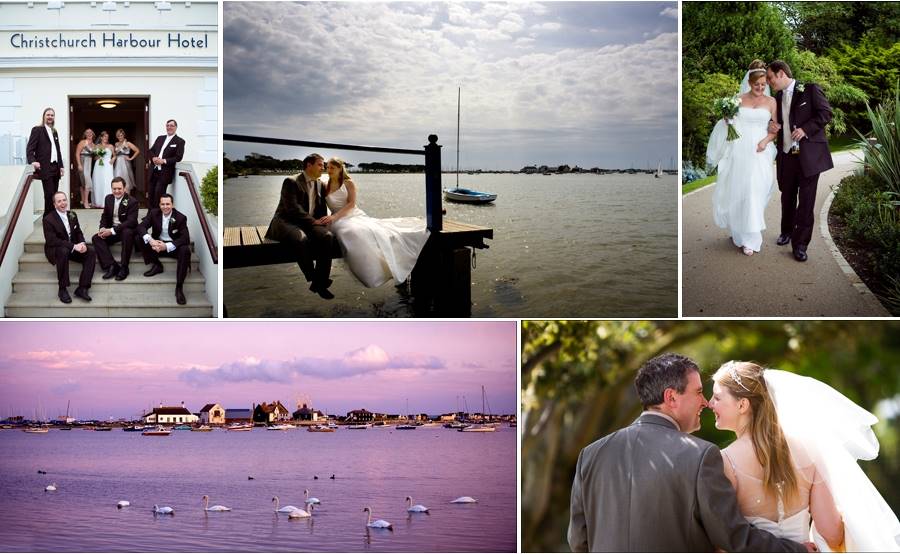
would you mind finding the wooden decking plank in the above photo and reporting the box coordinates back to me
[257,226,272,243]
[224,227,241,248]
[241,226,262,246]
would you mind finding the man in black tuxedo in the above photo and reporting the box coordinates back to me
[91,177,139,281]
[26,107,65,215]
[265,153,335,299]
[147,119,186,208]
[135,193,191,305]
[43,191,95,304]
[767,60,834,262]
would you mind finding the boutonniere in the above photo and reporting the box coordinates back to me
[121,198,129,207]
[795,83,805,93]
[67,212,76,223]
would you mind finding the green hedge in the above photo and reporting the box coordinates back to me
[201,166,218,215]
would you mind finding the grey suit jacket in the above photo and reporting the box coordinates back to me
[567,413,806,552]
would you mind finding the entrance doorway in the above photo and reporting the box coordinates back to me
[69,96,149,208]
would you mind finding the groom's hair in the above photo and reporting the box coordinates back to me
[303,153,324,169]
[635,353,700,408]
[767,60,793,79]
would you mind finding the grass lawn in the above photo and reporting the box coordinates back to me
[829,135,859,152]
[682,174,716,195]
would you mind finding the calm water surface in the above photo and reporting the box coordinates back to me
[223,173,677,317]
[0,427,515,552]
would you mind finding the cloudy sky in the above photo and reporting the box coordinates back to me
[0,322,516,420]
[224,2,678,170]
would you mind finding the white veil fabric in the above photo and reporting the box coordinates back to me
[764,369,900,552]
[740,69,772,96]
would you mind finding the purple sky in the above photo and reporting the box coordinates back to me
[0,321,517,420]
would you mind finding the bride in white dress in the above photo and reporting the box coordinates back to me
[316,157,430,288]
[707,60,778,255]
[710,361,900,552]
[92,130,116,208]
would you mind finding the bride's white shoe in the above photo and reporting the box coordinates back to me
[742,246,754,256]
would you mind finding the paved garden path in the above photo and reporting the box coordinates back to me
[682,150,888,316]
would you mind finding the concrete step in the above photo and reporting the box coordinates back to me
[16,252,201,273]
[5,289,212,317]
[11,268,206,295]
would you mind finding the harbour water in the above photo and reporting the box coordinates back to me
[223,173,677,317]
[0,426,516,552]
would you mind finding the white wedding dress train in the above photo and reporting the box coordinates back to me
[324,183,429,288]
[706,107,776,252]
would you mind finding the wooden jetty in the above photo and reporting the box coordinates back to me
[222,134,492,316]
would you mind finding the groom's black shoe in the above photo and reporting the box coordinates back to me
[793,247,808,262]
[776,234,791,246]
[310,282,335,300]
[102,263,120,280]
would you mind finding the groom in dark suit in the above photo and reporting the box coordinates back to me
[135,193,192,305]
[265,153,335,299]
[43,191,95,304]
[26,107,64,215]
[91,177,139,281]
[567,353,809,552]
[147,119,186,208]
[767,60,834,262]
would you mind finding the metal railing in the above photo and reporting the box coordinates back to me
[178,170,218,264]
[223,133,443,231]
[0,174,34,269]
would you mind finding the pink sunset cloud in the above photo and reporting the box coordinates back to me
[0,321,517,420]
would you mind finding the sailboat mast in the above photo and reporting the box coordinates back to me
[456,87,460,188]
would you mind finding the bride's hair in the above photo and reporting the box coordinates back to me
[747,59,767,83]
[327,157,349,187]
[713,361,799,505]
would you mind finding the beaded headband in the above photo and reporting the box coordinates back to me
[722,361,752,392]
[748,68,767,75]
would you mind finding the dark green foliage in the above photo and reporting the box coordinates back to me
[682,73,740,167]
[682,2,795,80]
[200,166,218,215]
[777,1,900,54]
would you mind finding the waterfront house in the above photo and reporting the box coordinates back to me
[347,409,376,423]
[224,408,252,423]
[253,401,291,424]
[199,403,225,425]
[293,403,325,422]
[440,413,457,422]
[142,403,199,425]
[521,165,537,174]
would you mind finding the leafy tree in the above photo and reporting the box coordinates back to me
[777,2,900,54]
[829,41,900,107]
[683,2,795,81]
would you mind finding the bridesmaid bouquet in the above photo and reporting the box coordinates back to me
[713,95,741,141]
[93,146,107,165]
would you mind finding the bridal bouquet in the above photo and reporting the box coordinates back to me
[713,95,741,141]
[93,146,107,165]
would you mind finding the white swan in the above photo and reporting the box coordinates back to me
[451,496,478,503]
[153,504,174,515]
[44,483,57,492]
[202,495,231,512]
[304,488,321,504]
[363,506,393,529]
[288,503,314,519]
[272,496,301,513]
[117,500,130,509]
[405,496,429,513]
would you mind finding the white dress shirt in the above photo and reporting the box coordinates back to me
[56,210,76,252]
[782,79,797,153]
[45,125,59,163]
[143,212,176,253]
[156,134,174,170]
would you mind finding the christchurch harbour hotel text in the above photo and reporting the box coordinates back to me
[9,32,210,49]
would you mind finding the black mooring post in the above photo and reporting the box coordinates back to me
[424,134,443,231]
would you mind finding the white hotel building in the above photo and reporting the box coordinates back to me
[0,1,218,316]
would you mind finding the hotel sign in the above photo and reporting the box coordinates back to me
[0,30,217,58]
